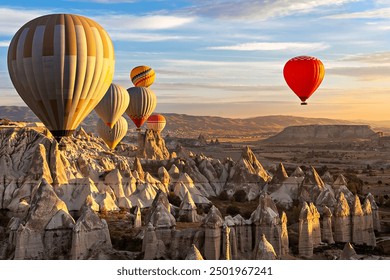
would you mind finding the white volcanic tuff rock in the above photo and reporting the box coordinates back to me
[122,175,137,197]
[183,158,216,197]
[29,144,53,183]
[291,166,304,177]
[137,130,170,160]
[142,223,165,260]
[269,183,293,209]
[48,141,71,184]
[333,193,351,243]
[270,163,288,185]
[254,234,277,260]
[340,243,358,260]
[309,203,321,247]
[12,179,75,259]
[168,164,180,186]
[185,244,204,260]
[315,186,337,212]
[351,195,365,245]
[332,174,355,206]
[365,193,381,232]
[178,191,200,222]
[158,166,170,189]
[362,199,376,247]
[70,207,112,260]
[134,206,142,228]
[300,166,325,203]
[129,183,158,208]
[203,206,223,260]
[222,225,232,260]
[104,169,125,199]
[298,202,313,258]
[321,171,333,184]
[133,157,145,181]
[280,212,289,255]
[251,193,282,256]
[149,202,176,229]
[144,172,168,193]
[198,158,225,196]
[226,147,270,201]
[321,206,335,244]
[174,173,211,204]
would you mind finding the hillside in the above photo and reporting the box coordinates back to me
[264,124,379,144]
[0,105,375,138]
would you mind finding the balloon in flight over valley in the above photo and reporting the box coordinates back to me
[283,56,325,105]
[97,116,128,149]
[94,83,130,129]
[126,86,157,129]
[146,114,166,133]
[130,65,155,87]
[7,14,115,141]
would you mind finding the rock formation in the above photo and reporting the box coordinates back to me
[309,203,321,247]
[365,193,381,232]
[333,193,351,243]
[280,212,289,255]
[351,195,364,245]
[137,129,170,160]
[321,206,334,244]
[253,234,277,260]
[178,191,200,222]
[340,243,358,260]
[185,244,204,260]
[134,206,142,228]
[202,205,223,260]
[362,199,376,247]
[298,202,313,258]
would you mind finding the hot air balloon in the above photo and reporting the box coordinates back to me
[97,116,128,149]
[130,65,155,87]
[147,114,166,133]
[94,83,130,128]
[126,87,157,129]
[283,56,325,105]
[7,14,115,141]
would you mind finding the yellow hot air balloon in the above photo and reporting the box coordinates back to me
[94,83,130,128]
[97,116,128,149]
[126,87,157,129]
[130,65,155,87]
[7,14,115,141]
[147,114,166,133]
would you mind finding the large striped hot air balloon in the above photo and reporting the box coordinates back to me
[94,83,130,128]
[130,65,155,87]
[126,87,157,129]
[7,14,115,141]
[147,114,166,133]
[97,116,128,149]
[283,56,325,105]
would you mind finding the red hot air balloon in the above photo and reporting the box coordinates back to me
[147,114,166,133]
[283,56,325,105]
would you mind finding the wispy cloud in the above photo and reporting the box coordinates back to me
[0,40,9,47]
[325,7,390,19]
[183,0,360,20]
[207,42,329,52]
[109,32,198,42]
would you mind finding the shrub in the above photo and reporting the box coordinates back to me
[218,190,230,201]
[233,190,247,202]
[226,205,241,216]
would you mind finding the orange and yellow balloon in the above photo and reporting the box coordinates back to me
[130,65,155,87]
[147,114,166,133]
[97,116,128,149]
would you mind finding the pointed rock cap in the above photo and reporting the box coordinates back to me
[299,202,312,220]
[291,166,305,177]
[363,198,372,215]
[365,193,378,210]
[254,234,277,260]
[240,146,270,181]
[321,171,333,183]
[150,202,176,228]
[281,211,288,224]
[309,202,320,218]
[340,243,358,260]
[270,163,289,184]
[74,206,107,232]
[303,166,325,189]
[180,191,197,210]
[353,195,363,216]
[75,127,90,139]
[333,174,348,186]
[335,193,350,217]
[177,172,194,185]
[133,157,145,180]
[323,205,333,217]
[104,168,123,185]
[203,205,223,228]
[251,193,280,225]
[185,244,204,260]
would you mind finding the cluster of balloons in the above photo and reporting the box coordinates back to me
[7,13,325,149]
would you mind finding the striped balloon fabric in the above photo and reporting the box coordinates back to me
[126,86,157,128]
[97,116,128,149]
[147,114,166,132]
[130,65,155,87]
[94,83,130,128]
[7,14,115,141]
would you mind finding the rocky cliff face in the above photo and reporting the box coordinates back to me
[265,125,378,143]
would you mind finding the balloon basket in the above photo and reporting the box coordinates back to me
[301,102,308,105]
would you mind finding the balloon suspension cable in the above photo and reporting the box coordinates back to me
[301,102,308,105]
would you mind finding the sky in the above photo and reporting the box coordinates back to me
[1,0,390,120]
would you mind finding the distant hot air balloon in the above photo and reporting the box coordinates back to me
[130,65,155,87]
[147,114,166,133]
[7,14,115,141]
[126,87,157,129]
[283,56,325,105]
[94,83,130,128]
[97,116,128,149]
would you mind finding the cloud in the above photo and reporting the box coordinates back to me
[0,40,9,47]
[94,14,195,31]
[207,42,329,52]
[109,32,197,42]
[183,0,360,20]
[339,51,390,64]
[325,7,390,19]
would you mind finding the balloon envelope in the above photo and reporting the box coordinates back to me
[126,87,157,128]
[97,116,128,149]
[147,114,166,132]
[283,56,325,105]
[95,83,130,128]
[7,14,115,141]
[130,65,155,87]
